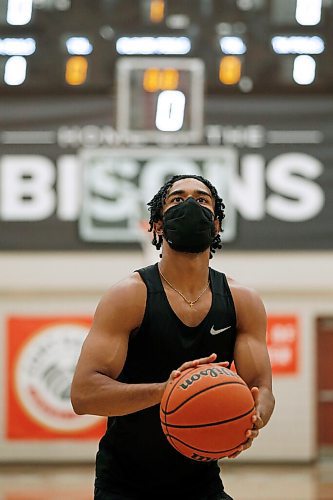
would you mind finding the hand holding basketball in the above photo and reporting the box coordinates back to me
[227,386,262,458]
[168,352,229,383]
[160,362,256,462]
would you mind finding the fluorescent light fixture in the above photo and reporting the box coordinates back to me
[66,37,93,55]
[7,0,33,25]
[272,36,324,54]
[0,38,36,56]
[116,36,191,55]
[296,0,322,26]
[155,90,185,131]
[293,55,316,85]
[220,36,247,55]
[4,56,27,85]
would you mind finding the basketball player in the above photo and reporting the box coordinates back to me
[71,174,275,500]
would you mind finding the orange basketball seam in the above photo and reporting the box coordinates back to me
[163,367,195,413]
[162,366,197,442]
[164,433,249,455]
[161,405,255,428]
[161,380,248,415]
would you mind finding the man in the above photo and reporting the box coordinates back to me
[71,174,275,500]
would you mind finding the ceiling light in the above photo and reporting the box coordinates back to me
[66,37,93,55]
[293,55,316,85]
[4,56,27,85]
[272,36,324,54]
[0,38,36,56]
[7,0,33,25]
[296,0,322,26]
[116,37,191,55]
[220,36,247,55]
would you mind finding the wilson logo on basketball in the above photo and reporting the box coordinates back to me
[190,453,214,462]
[180,366,240,390]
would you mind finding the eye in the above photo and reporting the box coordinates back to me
[171,196,184,203]
[197,197,208,204]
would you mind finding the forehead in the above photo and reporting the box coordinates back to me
[166,177,212,196]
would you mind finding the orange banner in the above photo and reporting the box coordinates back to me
[267,315,299,375]
[6,316,106,440]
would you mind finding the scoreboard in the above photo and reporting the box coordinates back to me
[116,57,204,143]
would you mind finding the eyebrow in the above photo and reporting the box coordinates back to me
[166,189,212,199]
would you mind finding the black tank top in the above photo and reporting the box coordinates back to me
[95,263,237,498]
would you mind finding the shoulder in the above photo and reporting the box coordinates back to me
[210,268,260,306]
[227,276,263,305]
[100,271,146,307]
[226,276,267,329]
[94,272,147,329]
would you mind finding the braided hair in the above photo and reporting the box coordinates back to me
[147,174,225,258]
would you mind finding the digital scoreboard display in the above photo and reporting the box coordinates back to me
[116,57,204,142]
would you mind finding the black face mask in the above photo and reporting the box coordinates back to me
[163,197,216,253]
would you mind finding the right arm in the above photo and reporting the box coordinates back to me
[71,273,225,417]
[71,273,166,417]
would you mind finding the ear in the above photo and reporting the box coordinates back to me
[214,217,221,235]
[153,220,163,235]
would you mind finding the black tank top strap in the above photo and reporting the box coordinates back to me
[135,263,163,293]
[210,267,235,297]
[210,268,237,330]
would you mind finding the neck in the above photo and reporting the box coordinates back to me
[158,246,210,294]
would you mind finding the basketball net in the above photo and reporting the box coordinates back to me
[138,219,159,265]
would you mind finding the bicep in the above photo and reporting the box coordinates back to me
[234,333,272,390]
[233,288,272,390]
[73,279,145,383]
[75,320,129,382]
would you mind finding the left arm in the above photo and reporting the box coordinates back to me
[229,280,275,456]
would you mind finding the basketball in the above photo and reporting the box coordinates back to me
[160,363,255,461]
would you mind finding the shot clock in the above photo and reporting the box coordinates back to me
[116,57,204,143]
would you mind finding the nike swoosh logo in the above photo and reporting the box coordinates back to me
[210,325,232,335]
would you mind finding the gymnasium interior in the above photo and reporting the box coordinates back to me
[0,1,332,499]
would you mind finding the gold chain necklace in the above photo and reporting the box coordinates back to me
[159,269,210,308]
